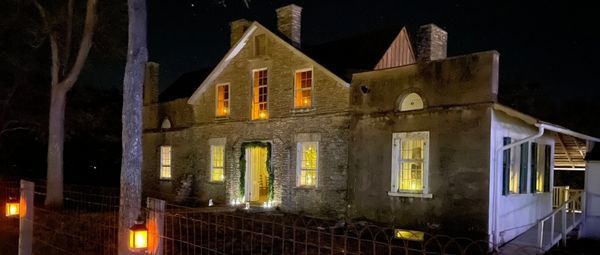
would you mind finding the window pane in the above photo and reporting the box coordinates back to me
[211,145,225,182]
[216,85,229,117]
[252,70,268,119]
[160,146,172,179]
[396,136,426,192]
[294,70,312,108]
[399,162,423,191]
[299,142,318,187]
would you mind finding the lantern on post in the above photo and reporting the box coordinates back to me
[129,215,148,252]
[5,196,19,217]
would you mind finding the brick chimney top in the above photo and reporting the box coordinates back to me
[276,4,302,47]
[230,19,251,47]
[417,24,448,61]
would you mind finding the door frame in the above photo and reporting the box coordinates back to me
[240,141,272,203]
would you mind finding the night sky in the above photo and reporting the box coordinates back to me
[145,0,599,102]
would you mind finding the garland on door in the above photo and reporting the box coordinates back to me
[239,141,273,201]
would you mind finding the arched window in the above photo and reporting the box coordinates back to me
[399,93,424,111]
[161,117,172,129]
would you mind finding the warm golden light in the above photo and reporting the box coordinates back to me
[129,221,148,252]
[259,111,266,119]
[394,229,424,241]
[5,201,19,217]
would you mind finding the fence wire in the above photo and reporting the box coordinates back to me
[30,181,120,255]
[1,179,546,255]
[155,203,493,255]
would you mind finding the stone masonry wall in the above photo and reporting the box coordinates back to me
[143,25,351,217]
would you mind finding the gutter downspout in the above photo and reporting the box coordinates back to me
[491,123,546,251]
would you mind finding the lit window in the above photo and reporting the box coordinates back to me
[531,143,551,193]
[297,142,318,187]
[391,132,429,194]
[210,145,225,182]
[502,138,530,195]
[294,69,312,108]
[254,34,266,56]
[252,69,268,120]
[160,146,172,180]
[399,93,424,111]
[216,83,230,117]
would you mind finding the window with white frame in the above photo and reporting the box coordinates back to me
[294,69,313,108]
[216,83,230,117]
[391,132,429,195]
[252,69,268,120]
[210,145,225,182]
[160,146,172,180]
[297,142,318,187]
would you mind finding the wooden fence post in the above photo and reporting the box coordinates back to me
[18,180,34,255]
[147,197,165,255]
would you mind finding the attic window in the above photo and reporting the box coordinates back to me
[161,118,172,129]
[399,93,424,111]
[254,34,266,56]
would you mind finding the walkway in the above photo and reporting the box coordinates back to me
[499,212,582,255]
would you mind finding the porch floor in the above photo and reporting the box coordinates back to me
[499,212,581,255]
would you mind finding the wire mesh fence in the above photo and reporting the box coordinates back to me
[154,202,494,255]
[0,179,546,255]
[31,182,120,255]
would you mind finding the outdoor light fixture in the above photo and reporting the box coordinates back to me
[208,199,214,207]
[244,202,250,210]
[5,197,19,217]
[129,216,148,252]
[394,229,424,241]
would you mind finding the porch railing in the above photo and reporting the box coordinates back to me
[553,186,583,212]
[537,192,584,253]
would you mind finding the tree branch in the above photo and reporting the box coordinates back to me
[63,0,74,78]
[0,127,40,138]
[58,0,97,91]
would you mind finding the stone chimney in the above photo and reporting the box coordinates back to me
[417,24,448,61]
[143,62,159,106]
[276,4,302,46]
[230,19,251,47]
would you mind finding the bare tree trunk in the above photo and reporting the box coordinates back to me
[118,0,147,254]
[36,0,97,208]
[45,86,67,207]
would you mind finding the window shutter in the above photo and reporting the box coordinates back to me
[530,142,538,193]
[519,142,529,193]
[502,137,511,195]
[544,145,551,192]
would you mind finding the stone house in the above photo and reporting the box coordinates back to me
[142,3,599,247]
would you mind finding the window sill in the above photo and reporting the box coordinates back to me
[159,178,172,182]
[387,191,432,198]
[291,108,316,114]
[294,186,318,191]
[208,181,225,185]
[215,116,229,121]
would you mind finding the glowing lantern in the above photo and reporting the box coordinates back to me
[129,217,148,252]
[5,197,19,217]
[259,111,267,119]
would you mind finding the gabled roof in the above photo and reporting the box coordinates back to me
[187,22,350,105]
[159,67,214,102]
[302,26,414,81]
[161,23,416,103]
